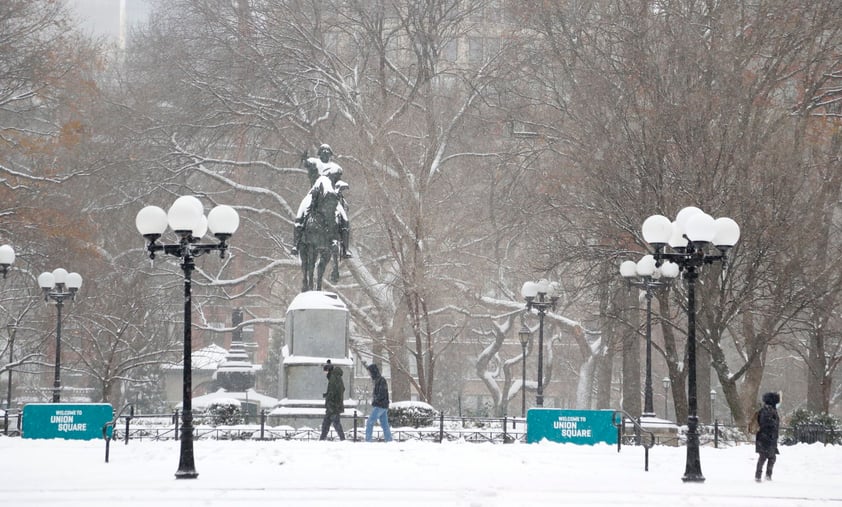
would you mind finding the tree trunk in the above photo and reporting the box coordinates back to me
[659,295,687,424]
[387,306,412,402]
[806,331,827,412]
[697,337,712,424]
[595,338,614,410]
[621,288,641,417]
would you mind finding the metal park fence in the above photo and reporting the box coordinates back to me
[107,411,528,444]
[2,408,21,436]
[4,406,836,449]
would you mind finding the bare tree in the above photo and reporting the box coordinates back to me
[63,273,181,407]
[519,0,842,424]
[114,0,560,407]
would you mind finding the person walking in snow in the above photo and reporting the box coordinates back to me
[319,360,345,441]
[364,363,393,442]
[754,391,781,481]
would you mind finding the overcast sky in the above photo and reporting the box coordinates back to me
[65,0,152,41]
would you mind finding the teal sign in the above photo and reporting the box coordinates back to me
[23,404,113,440]
[526,409,618,445]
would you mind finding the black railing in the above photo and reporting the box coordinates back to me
[612,411,656,471]
[2,408,21,436]
[6,407,835,449]
[789,423,838,446]
[102,403,133,463]
[105,411,528,444]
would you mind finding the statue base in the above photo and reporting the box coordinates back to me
[271,291,354,428]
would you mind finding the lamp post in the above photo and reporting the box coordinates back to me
[0,244,15,278]
[135,196,240,480]
[710,389,717,424]
[620,256,678,417]
[520,279,559,408]
[662,376,671,420]
[38,268,83,403]
[641,206,740,483]
[3,245,17,408]
[6,324,16,409]
[518,323,530,417]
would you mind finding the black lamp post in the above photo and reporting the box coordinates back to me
[0,244,14,278]
[5,324,16,409]
[620,256,677,417]
[135,196,240,480]
[2,246,17,409]
[520,279,559,408]
[38,268,83,403]
[641,206,740,483]
[710,389,717,424]
[662,376,671,420]
[518,323,530,417]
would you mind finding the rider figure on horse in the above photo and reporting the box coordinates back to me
[291,146,352,259]
[302,144,341,185]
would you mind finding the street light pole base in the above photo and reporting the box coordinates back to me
[682,473,705,483]
[175,469,199,480]
[682,440,705,482]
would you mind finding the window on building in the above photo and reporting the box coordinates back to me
[467,36,500,65]
[443,39,458,62]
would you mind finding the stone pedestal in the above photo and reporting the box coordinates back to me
[270,291,355,426]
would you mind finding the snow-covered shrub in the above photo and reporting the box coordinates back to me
[389,401,437,428]
[783,409,840,445]
[695,423,745,447]
[206,401,243,427]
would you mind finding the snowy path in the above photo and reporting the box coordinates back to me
[2,437,839,506]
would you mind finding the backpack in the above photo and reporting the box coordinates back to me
[747,408,760,435]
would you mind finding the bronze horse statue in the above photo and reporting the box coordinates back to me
[298,178,341,292]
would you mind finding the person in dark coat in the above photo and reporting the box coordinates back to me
[755,391,781,481]
[319,360,345,441]
[364,363,393,442]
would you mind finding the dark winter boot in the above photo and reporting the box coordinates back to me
[340,227,352,258]
[290,226,302,255]
[319,416,330,441]
[755,456,765,482]
[765,457,775,480]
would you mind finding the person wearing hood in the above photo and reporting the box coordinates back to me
[754,391,781,481]
[319,360,345,441]
[365,363,393,442]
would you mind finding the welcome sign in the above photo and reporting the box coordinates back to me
[22,404,113,440]
[526,409,618,445]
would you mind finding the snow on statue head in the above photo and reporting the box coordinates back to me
[318,144,333,160]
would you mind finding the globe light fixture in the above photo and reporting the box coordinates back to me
[0,244,15,278]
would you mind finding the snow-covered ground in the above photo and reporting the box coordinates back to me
[1,436,839,506]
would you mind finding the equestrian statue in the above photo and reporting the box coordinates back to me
[291,144,352,292]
